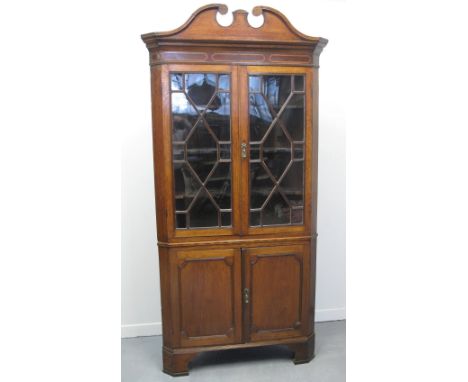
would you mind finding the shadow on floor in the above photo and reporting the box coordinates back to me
[190,345,294,369]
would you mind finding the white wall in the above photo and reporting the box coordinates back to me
[122,0,346,338]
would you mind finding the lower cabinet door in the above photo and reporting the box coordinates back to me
[171,248,242,347]
[243,244,310,342]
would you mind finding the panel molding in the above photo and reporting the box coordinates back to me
[249,252,303,334]
[177,255,235,339]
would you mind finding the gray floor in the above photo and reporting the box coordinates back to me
[122,320,345,382]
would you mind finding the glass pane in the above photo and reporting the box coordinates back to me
[263,190,290,226]
[293,143,304,159]
[171,93,198,141]
[291,208,303,224]
[189,189,218,228]
[206,163,231,210]
[248,74,305,227]
[205,92,230,141]
[186,120,218,182]
[220,143,230,160]
[250,143,260,160]
[263,122,291,180]
[185,74,217,109]
[219,74,230,91]
[250,162,274,209]
[173,163,201,211]
[221,212,231,227]
[176,213,187,228]
[293,75,304,91]
[171,72,232,230]
[263,75,291,113]
[172,143,185,161]
[171,74,183,91]
[280,161,304,207]
[280,93,305,141]
[250,211,261,226]
[249,76,262,92]
[249,93,273,142]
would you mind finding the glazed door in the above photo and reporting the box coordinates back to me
[171,248,243,347]
[239,66,313,235]
[242,244,310,342]
[163,65,241,238]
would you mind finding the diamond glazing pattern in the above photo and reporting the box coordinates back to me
[171,73,232,229]
[249,75,305,226]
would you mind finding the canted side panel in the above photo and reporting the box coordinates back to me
[308,238,316,336]
[158,246,174,347]
[150,66,170,241]
[310,67,319,235]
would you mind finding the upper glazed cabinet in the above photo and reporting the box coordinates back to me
[142,5,326,242]
[168,67,310,237]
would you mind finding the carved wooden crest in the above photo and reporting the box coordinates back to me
[142,4,327,47]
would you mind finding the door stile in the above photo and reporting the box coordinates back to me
[230,65,242,236]
[238,66,250,235]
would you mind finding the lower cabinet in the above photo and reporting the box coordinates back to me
[169,243,311,348]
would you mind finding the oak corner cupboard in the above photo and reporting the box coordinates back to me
[141,4,327,376]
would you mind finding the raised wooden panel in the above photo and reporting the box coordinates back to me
[171,248,242,347]
[243,244,310,342]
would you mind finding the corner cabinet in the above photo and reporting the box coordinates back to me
[141,4,327,376]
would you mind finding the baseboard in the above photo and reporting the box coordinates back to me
[122,308,345,338]
[315,307,346,322]
[121,322,162,338]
